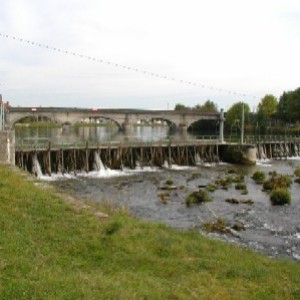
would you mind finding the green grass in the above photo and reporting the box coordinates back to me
[251,170,266,184]
[0,165,300,299]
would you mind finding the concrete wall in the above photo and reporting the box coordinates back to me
[0,131,15,165]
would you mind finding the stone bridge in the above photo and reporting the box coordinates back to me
[6,107,224,138]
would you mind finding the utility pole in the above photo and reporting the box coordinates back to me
[0,94,4,131]
[240,102,244,144]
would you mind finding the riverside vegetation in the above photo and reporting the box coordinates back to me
[0,165,300,299]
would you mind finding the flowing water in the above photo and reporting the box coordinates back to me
[46,157,300,261]
[17,125,300,261]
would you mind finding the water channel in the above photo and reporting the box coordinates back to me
[16,125,300,261]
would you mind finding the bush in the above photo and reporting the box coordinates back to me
[270,189,291,205]
[206,183,217,192]
[165,179,174,185]
[186,190,212,206]
[294,168,300,178]
[204,218,229,233]
[251,170,266,184]
[235,182,247,190]
[263,174,292,191]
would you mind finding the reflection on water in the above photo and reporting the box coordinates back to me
[16,125,195,145]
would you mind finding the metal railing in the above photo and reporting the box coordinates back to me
[15,135,221,151]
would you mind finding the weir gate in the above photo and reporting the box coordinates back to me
[14,137,300,176]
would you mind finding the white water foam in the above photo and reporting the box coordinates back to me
[32,154,43,178]
[256,160,272,167]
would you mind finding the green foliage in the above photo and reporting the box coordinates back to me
[225,102,250,127]
[294,168,300,178]
[186,190,213,206]
[174,103,189,111]
[174,100,218,112]
[165,179,174,185]
[270,189,291,205]
[252,170,266,184]
[204,218,228,233]
[206,183,217,192]
[235,182,247,190]
[194,100,218,112]
[257,95,278,122]
[278,87,300,122]
[263,174,292,191]
[1,165,300,299]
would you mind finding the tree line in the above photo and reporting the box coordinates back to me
[174,87,300,136]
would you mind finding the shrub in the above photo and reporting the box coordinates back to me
[270,189,291,205]
[186,190,212,206]
[263,174,292,191]
[232,174,244,183]
[251,170,266,184]
[235,182,247,190]
[165,179,174,185]
[294,168,300,178]
[206,183,217,192]
[204,218,229,233]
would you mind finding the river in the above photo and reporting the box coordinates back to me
[44,157,300,261]
[16,125,300,261]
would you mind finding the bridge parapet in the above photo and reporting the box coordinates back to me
[6,107,222,131]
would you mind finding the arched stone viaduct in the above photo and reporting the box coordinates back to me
[6,107,225,140]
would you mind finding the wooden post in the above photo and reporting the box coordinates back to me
[140,146,144,168]
[85,141,89,173]
[47,142,51,176]
[168,142,172,168]
[73,149,77,175]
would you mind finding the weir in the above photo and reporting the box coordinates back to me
[16,141,221,176]
[15,137,300,176]
[255,140,300,160]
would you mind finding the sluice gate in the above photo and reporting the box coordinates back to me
[256,140,300,160]
[15,142,220,176]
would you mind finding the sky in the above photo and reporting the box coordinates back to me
[0,0,300,111]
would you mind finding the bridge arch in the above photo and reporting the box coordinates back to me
[188,119,220,135]
[70,115,123,129]
[8,112,56,129]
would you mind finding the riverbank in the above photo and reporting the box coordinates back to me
[0,165,299,299]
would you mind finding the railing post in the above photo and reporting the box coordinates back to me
[219,109,225,143]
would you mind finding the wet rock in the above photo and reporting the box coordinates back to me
[158,192,170,204]
[160,185,177,190]
[232,222,246,231]
[226,198,240,204]
[225,198,254,205]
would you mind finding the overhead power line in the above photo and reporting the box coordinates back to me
[0,32,256,100]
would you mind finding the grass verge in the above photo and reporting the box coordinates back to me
[0,165,299,299]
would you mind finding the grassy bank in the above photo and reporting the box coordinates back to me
[0,165,299,299]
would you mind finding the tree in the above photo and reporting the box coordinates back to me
[175,100,218,112]
[194,100,218,112]
[174,103,189,111]
[278,88,300,123]
[257,94,278,126]
[225,102,250,129]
